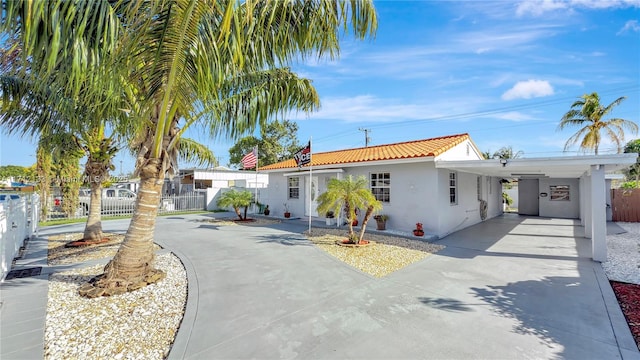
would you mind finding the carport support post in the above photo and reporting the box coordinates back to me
[590,165,606,262]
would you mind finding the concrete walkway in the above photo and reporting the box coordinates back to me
[2,213,639,359]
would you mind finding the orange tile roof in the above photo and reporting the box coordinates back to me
[259,133,471,171]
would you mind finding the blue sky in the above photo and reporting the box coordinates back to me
[1,0,639,173]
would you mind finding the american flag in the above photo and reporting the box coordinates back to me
[241,146,258,169]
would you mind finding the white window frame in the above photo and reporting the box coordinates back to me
[370,172,391,203]
[449,172,458,205]
[288,176,300,199]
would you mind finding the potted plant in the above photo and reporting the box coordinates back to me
[263,205,270,216]
[373,214,388,230]
[283,203,291,218]
[413,222,424,237]
[325,210,335,225]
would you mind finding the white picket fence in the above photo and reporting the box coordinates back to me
[1,193,40,281]
[45,191,206,221]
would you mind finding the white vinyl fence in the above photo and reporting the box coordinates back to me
[45,191,206,221]
[1,193,39,281]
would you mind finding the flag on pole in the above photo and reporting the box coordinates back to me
[293,141,311,167]
[241,147,258,169]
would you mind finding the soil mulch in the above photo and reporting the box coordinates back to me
[610,281,640,350]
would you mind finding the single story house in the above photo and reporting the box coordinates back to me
[175,167,269,210]
[259,133,637,262]
[259,133,503,238]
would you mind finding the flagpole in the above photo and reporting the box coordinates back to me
[308,137,312,235]
[255,146,258,214]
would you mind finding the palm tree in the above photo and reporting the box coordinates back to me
[217,189,253,220]
[492,146,523,159]
[3,0,377,297]
[558,92,638,155]
[316,175,382,244]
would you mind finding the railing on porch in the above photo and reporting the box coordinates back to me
[1,193,39,280]
[611,188,640,222]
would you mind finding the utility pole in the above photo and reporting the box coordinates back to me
[359,128,371,147]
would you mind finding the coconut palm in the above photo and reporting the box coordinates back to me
[217,189,253,220]
[558,92,638,155]
[316,175,382,244]
[4,0,377,297]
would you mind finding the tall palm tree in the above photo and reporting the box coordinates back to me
[316,175,382,244]
[558,92,638,155]
[3,0,377,297]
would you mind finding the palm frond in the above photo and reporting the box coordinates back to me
[178,138,218,167]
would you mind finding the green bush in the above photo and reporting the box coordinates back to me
[502,192,513,206]
[621,181,639,189]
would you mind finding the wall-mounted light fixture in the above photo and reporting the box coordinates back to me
[500,159,508,167]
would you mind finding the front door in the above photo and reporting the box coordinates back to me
[305,176,319,217]
[518,179,539,216]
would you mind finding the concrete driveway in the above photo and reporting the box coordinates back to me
[153,213,638,360]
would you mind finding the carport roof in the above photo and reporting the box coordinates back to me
[435,153,638,179]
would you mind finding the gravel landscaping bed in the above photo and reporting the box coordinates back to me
[603,222,640,350]
[305,227,445,278]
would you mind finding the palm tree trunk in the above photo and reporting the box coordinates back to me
[358,205,374,244]
[79,159,165,298]
[234,206,243,220]
[83,179,103,241]
[345,203,356,243]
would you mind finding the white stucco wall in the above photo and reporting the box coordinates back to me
[436,170,485,238]
[538,178,580,219]
[435,140,483,161]
[341,163,438,234]
[265,159,503,237]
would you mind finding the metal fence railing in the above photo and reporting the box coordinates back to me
[1,193,39,281]
[44,191,206,222]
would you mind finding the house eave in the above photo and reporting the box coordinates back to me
[260,156,435,173]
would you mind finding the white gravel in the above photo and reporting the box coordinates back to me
[603,222,640,285]
[44,253,187,360]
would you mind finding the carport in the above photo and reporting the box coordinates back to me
[435,153,638,262]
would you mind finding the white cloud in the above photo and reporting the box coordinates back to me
[516,0,640,16]
[494,111,538,122]
[502,80,555,100]
[516,0,567,17]
[617,20,640,35]
[290,95,443,123]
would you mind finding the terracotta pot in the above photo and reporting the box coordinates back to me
[413,229,424,237]
[284,212,291,218]
[352,219,358,226]
[376,220,386,230]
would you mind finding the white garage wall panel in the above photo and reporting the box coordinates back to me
[539,178,580,219]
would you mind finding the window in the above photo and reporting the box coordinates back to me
[549,185,570,201]
[288,177,300,199]
[477,176,482,201]
[449,172,457,205]
[370,172,390,202]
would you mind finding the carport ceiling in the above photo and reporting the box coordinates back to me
[435,154,638,179]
